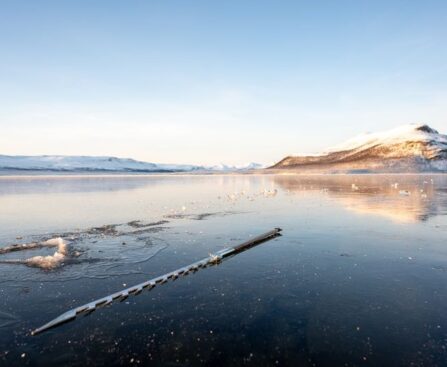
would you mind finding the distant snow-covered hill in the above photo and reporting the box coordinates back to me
[0,155,263,173]
[206,162,265,171]
[271,124,447,173]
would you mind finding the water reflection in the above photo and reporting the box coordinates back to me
[0,174,447,366]
[0,175,177,195]
[274,175,447,223]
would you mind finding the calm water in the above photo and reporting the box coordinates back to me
[0,174,447,366]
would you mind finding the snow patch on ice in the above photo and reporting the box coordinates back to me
[25,238,68,269]
[0,237,68,269]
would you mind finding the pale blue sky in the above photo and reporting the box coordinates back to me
[0,1,446,165]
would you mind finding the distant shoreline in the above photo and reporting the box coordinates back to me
[1,169,447,179]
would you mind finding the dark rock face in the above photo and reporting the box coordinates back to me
[415,125,438,134]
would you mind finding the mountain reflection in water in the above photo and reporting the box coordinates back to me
[1,174,447,366]
[273,174,447,223]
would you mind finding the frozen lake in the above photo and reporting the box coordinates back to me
[0,174,447,366]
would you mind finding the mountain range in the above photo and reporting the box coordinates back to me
[270,124,447,173]
[0,155,264,173]
[2,124,446,174]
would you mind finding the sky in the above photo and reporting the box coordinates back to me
[0,1,446,166]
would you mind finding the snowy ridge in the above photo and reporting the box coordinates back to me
[272,123,447,172]
[206,162,265,171]
[0,155,263,173]
[326,124,447,153]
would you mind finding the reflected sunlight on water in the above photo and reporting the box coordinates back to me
[0,174,446,366]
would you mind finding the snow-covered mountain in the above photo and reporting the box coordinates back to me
[206,162,266,171]
[0,155,263,173]
[271,124,447,173]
